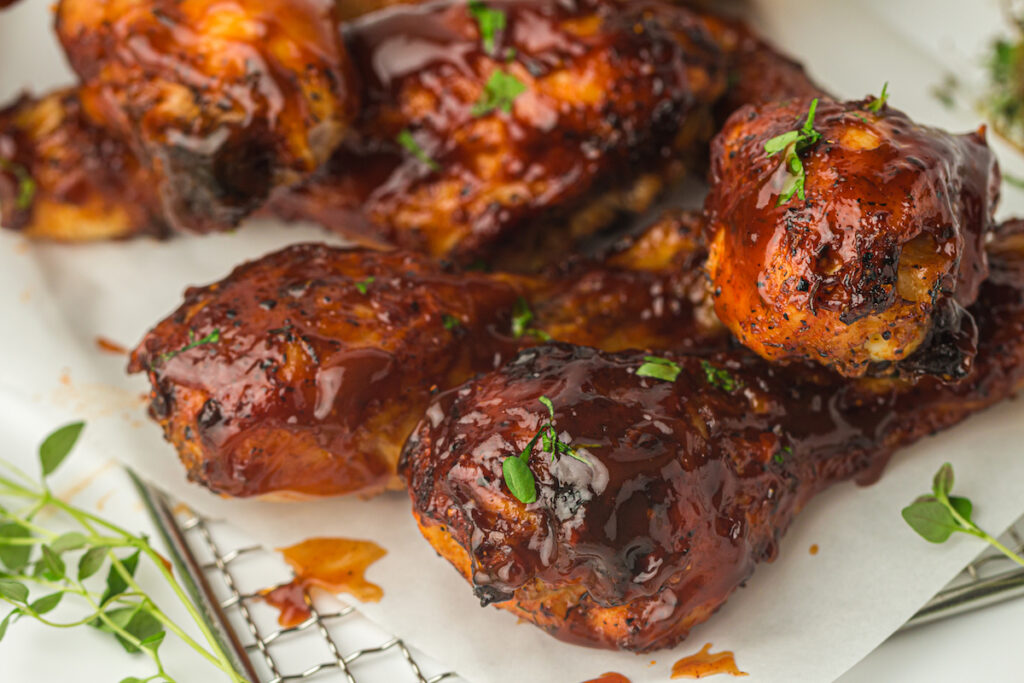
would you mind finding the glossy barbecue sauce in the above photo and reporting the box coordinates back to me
[273,0,728,260]
[404,251,1024,651]
[261,537,387,627]
[670,643,747,679]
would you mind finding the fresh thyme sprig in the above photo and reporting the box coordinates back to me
[902,463,1024,568]
[865,82,889,113]
[0,423,249,682]
[764,98,821,205]
[155,328,221,366]
[501,396,596,504]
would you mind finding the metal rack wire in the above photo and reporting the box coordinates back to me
[130,473,1024,683]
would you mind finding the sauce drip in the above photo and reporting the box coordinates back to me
[581,674,631,683]
[260,538,387,627]
[95,336,129,355]
[671,644,748,679]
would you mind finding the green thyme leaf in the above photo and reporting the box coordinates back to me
[472,70,527,117]
[773,452,785,464]
[865,82,889,113]
[502,453,537,504]
[100,550,140,606]
[764,98,821,206]
[636,356,681,383]
[157,328,221,365]
[539,395,555,419]
[0,523,33,571]
[29,592,62,616]
[901,497,962,543]
[0,609,18,642]
[39,545,65,581]
[78,546,108,581]
[511,297,534,338]
[949,495,974,523]
[442,314,461,330]
[468,0,506,53]
[700,359,741,392]
[0,579,28,603]
[50,531,88,554]
[354,276,375,295]
[396,129,441,171]
[932,462,954,498]
[39,422,85,477]
[0,157,36,211]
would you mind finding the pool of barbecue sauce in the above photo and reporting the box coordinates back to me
[260,537,387,628]
[670,643,747,679]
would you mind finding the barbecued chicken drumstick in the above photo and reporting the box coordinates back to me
[54,0,358,233]
[128,211,725,499]
[3,2,812,249]
[705,95,999,378]
[268,0,729,263]
[400,221,1024,652]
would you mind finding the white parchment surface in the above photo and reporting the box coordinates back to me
[1,1,1023,681]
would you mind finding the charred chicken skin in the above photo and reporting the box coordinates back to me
[54,0,359,233]
[399,222,1024,651]
[128,212,725,499]
[705,95,999,378]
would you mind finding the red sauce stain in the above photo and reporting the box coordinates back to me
[671,644,748,679]
[581,674,630,683]
[260,537,387,627]
[95,336,129,355]
[810,543,819,555]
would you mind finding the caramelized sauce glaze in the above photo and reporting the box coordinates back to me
[271,0,729,262]
[401,228,1024,651]
[705,97,998,377]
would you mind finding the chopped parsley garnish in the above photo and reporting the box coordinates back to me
[773,445,792,464]
[764,98,821,206]
[354,276,375,295]
[156,328,221,365]
[0,157,36,210]
[396,129,440,171]
[636,356,681,383]
[471,70,527,117]
[442,314,461,330]
[501,396,595,504]
[468,0,506,54]
[700,359,740,392]
[511,297,552,341]
[864,82,889,113]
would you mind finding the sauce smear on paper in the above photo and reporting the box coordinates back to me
[95,336,129,355]
[260,537,387,627]
[809,543,819,555]
[670,644,748,679]
[582,674,630,683]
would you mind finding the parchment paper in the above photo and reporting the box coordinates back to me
[2,1,1023,681]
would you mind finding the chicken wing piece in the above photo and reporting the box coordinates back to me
[705,95,999,378]
[0,87,166,240]
[128,211,725,499]
[55,0,358,233]
[399,225,1024,651]
[268,0,729,263]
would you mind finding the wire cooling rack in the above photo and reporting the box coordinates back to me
[130,473,1024,683]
